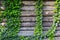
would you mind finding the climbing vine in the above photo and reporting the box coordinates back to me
[0,3,6,40]
[34,0,43,40]
[0,0,22,40]
[46,0,60,40]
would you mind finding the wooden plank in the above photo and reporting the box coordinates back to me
[21,17,36,22]
[18,31,34,36]
[21,6,55,11]
[21,22,60,27]
[43,10,54,16]
[43,1,55,6]
[18,31,60,37]
[20,27,34,31]
[21,22,35,27]
[21,17,53,22]
[21,22,53,27]
[43,6,55,10]
[21,11,54,16]
[23,1,55,6]
[20,27,60,31]
[21,11,36,17]
[22,1,35,6]
[21,6,35,11]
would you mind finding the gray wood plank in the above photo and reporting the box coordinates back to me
[18,31,60,37]
[23,1,55,6]
[21,11,54,16]
[21,17,53,22]
[22,1,35,6]
[43,1,55,6]
[21,6,55,11]
[21,22,53,27]
[21,22,60,27]
[20,27,60,31]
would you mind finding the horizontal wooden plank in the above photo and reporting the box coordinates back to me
[23,1,55,6]
[22,1,35,6]
[21,22,60,27]
[21,6,34,11]
[43,10,54,16]
[21,6,55,11]
[43,1,55,6]
[21,17,36,22]
[21,22,53,27]
[21,21,60,27]
[21,11,54,17]
[18,31,60,37]
[21,22,35,27]
[1,21,59,27]
[21,11,36,17]
[21,17,53,22]
[20,27,60,31]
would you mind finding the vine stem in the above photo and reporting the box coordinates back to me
[34,0,43,40]
[46,0,60,40]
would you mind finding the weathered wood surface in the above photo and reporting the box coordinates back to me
[21,17,53,22]
[21,11,54,16]
[0,1,60,40]
[20,27,60,31]
[20,1,60,40]
[21,6,55,11]
[22,1,55,6]
[21,22,60,27]
[18,31,60,37]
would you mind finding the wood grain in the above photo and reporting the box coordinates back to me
[21,17,53,22]
[18,31,60,37]
[1,1,60,39]
[20,27,60,31]
[23,1,55,6]
[21,6,55,11]
[21,22,60,27]
[21,11,54,17]
[21,22,53,27]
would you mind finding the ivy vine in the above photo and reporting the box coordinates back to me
[0,2,6,40]
[0,0,22,40]
[34,0,43,40]
[45,0,60,40]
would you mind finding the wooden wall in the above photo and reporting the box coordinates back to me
[0,0,60,40]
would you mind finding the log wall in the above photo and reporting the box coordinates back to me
[0,0,60,40]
